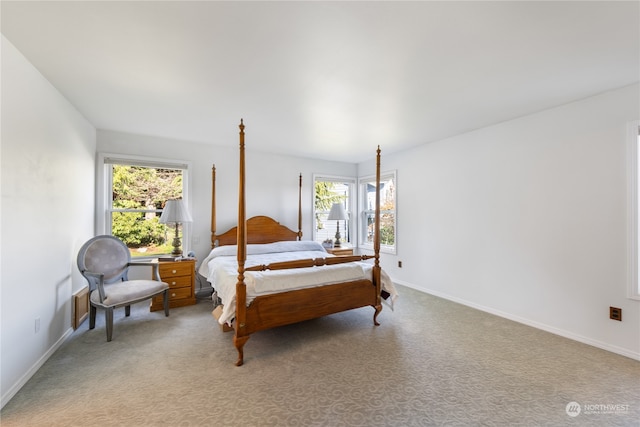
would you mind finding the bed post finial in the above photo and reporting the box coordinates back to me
[239,118,244,132]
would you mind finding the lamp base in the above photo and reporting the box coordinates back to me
[334,222,342,247]
[171,239,183,256]
[171,224,183,256]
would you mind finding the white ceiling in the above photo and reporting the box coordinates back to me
[2,1,638,162]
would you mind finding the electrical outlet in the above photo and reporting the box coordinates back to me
[610,307,622,321]
[35,318,40,333]
[398,261,402,268]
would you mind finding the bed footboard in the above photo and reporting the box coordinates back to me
[233,279,380,365]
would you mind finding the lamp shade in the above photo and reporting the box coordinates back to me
[159,200,193,224]
[327,203,347,221]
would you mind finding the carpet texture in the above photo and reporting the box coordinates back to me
[1,285,638,426]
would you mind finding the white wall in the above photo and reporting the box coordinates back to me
[360,84,640,360]
[1,32,635,411]
[97,130,357,262]
[0,36,96,407]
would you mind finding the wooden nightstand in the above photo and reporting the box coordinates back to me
[150,259,196,311]
[325,246,354,256]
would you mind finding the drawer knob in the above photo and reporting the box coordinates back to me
[172,269,177,274]
[171,293,176,297]
[171,281,176,285]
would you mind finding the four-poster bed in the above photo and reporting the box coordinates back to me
[200,120,392,366]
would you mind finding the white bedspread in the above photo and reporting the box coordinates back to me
[247,263,367,295]
[199,241,398,326]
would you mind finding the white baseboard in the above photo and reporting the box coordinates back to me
[394,279,640,362]
[1,327,74,409]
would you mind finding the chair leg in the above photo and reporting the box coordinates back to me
[163,290,170,317]
[125,305,131,317]
[105,307,114,342]
[89,305,97,330]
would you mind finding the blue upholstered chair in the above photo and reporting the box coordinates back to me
[77,235,169,341]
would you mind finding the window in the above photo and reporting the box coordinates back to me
[628,121,640,299]
[313,175,355,246]
[359,171,396,254]
[98,154,191,258]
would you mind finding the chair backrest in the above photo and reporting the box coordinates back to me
[77,235,131,290]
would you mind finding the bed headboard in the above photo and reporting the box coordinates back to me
[210,132,303,248]
[214,215,300,247]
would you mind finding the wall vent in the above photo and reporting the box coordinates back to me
[73,286,89,329]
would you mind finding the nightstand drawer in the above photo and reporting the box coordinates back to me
[168,286,193,301]
[158,262,192,278]
[164,275,192,289]
[152,286,192,305]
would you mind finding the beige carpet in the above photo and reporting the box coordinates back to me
[1,285,638,426]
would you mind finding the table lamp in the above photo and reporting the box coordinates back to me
[159,199,193,256]
[327,203,347,247]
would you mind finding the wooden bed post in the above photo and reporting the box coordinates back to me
[372,146,383,325]
[234,119,249,366]
[298,173,303,240]
[217,120,384,365]
[211,164,216,248]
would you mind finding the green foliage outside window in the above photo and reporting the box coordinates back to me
[111,165,183,251]
[111,211,166,247]
[363,175,396,248]
[314,181,345,230]
[365,209,395,246]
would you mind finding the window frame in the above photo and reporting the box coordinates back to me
[312,174,356,246]
[97,153,193,259]
[627,121,640,300]
[358,170,397,255]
